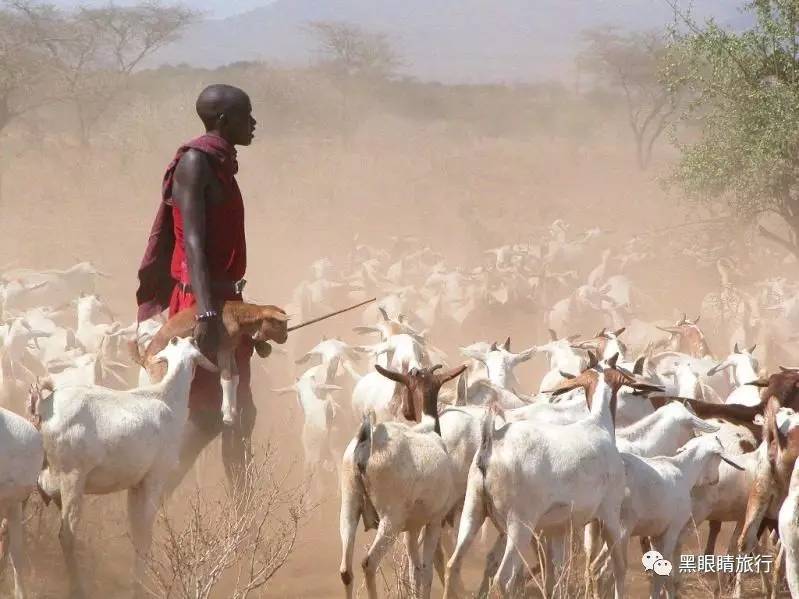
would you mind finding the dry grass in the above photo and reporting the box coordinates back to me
[143,445,312,599]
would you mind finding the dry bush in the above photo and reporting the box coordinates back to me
[143,445,311,599]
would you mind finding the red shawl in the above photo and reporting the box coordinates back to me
[135,134,244,322]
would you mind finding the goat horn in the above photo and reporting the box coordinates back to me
[721,455,745,471]
[286,298,376,332]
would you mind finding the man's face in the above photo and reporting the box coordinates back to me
[224,97,256,146]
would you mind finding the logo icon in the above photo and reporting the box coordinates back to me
[642,550,672,576]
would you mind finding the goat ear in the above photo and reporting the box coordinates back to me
[633,356,645,376]
[195,352,219,373]
[353,326,380,335]
[502,336,511,351]
[375,364,408,385]
[748,344,757,354]
[437,364,468,385]
[460,347,487,364]
[657,326,681,335]
[587,351,599,369]
[265,308,289,322]
[734,342,741,354]
[548,328,558,341]
[271,385,295,396]
[630,383,666,394]
[315,384,343,393]
[169,336,180,346]
[746,378,769,388]
[613,327,625,337]
[559,371,576,380]
[547,377,581,396]
[489,342,498,352]
[295,353,313,365]
[514,346,537,363]
[607,353,619,369]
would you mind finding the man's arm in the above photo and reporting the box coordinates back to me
[172,149,219,356]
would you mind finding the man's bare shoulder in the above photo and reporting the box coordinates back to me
[174,148,212,186]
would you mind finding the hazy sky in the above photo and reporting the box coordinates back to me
[50,0,275,19]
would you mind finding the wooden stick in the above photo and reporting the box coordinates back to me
[286,297,377,332]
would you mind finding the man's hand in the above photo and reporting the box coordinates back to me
[194,318,221,360]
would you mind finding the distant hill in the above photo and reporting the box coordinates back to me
[150,0,752,83]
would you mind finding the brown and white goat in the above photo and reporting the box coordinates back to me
[736,369,799,566]
[131,301,288,424]
[657,314,714,359]
[339,362,466,599]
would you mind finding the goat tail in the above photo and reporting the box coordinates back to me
[455,370,468,406]
[27,377,53,430]
[477,402,501,478]
[353,412,373,475]
[765,396,783,469]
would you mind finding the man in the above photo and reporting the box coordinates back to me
[135,84,259,492]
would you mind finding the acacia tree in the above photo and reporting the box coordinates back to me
[0,3,57,135]
[578,27,679,170]
[305,20,400,78]
[664,0,799,255]
[8,0,194,145]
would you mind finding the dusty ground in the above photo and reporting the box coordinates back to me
[0,92,779,597]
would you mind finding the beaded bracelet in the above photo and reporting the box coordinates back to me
[195,310,219,322]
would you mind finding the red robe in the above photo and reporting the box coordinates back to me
[135,133,252,412]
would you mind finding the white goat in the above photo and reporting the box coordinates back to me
[444,356,645,599]
[707,344,761,407]
[2,262,109,313]
[295,336,363,384]
[273,365,342,502]
[615,400,720,457]
[75,294,119,353]
[459,337,536,394]
[593,435,743,599]
[0,406,44,599]
[536,329,584,393]
[32,336,217,598]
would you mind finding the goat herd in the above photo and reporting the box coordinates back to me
[2,221,799,599]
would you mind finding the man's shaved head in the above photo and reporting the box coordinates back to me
[195,84,256,146]
[196,84,250,129]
